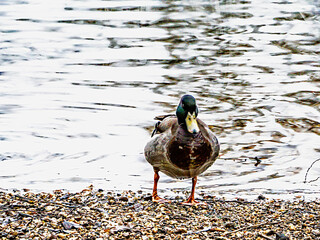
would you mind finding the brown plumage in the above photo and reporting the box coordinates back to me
[144,95,219,204]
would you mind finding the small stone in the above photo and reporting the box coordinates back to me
[312,229,320,236]
[62,221,81,230]
[174,227,187,234]
[57,233,67,239]
[144,195,152,201]
[276,233,289,240]
[111,225,131,234]
[258,195,266,200]
[224,222,236,229]
[119,196,128,202]
[288,223,296,231]
[211,227,225,232]
[45,206,55,211]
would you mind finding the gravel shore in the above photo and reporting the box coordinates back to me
[1,186,319,239]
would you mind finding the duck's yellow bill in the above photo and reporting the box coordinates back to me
[186,112,199,134]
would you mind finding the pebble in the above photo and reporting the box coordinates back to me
[0,187,319,239]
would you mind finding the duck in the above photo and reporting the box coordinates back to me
[144,95,219,204]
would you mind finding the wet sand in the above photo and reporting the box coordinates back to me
[1,186,319,239]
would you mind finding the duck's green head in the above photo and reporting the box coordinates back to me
[176,95,199,134]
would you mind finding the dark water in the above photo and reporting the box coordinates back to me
[0,0,319,199]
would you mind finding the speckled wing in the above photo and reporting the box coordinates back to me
[144,115,178,173]
[150,114,176,137]
[154,115,176,133]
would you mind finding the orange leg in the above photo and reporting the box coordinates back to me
[182,176,206,205]
[152,171,170,203]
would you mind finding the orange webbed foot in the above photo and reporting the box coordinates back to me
[181,177,206,205]
[182,197,207,205]
[152,195,171,203]
[153,198,171,203]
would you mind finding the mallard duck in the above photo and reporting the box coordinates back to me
[144,95,219,204]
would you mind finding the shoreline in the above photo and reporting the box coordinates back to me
[1,186,319,239]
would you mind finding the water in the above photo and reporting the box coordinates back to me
[0,0,319,200]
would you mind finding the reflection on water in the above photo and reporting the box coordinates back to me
[0,0,319,199]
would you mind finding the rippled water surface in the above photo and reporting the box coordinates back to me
[1,0,320,199]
